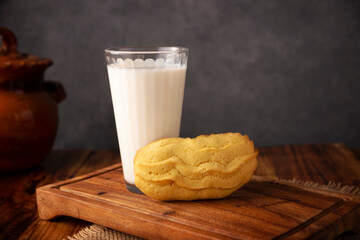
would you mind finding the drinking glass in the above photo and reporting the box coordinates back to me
[105,47,188,193]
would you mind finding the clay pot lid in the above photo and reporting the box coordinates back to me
[0,27,52,70]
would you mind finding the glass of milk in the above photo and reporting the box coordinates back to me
[105,47,188,193]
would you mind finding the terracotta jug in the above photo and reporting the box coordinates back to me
[0,27,66,172]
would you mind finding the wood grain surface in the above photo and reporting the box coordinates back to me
[256,143,360,186]
[0,144,359,239]
[37,164,360,240]
[0,150,119,240]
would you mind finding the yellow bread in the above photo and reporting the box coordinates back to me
[135,152,257,189]
[135,177,243,201]
[136,140,254,168]
[134,133,258,201]
[136,133,252,164]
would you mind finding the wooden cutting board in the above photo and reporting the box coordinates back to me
[36,163,360,240]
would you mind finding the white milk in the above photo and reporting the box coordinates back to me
[107,65,186,185]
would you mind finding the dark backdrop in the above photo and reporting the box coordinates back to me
[1,0,359,148]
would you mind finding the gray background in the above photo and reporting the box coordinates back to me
[1,0,359,149]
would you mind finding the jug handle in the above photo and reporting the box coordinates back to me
[43,81,66,103]
[0,27,18,55]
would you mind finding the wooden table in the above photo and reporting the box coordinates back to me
[1,144,359,239]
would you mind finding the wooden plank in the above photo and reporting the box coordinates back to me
[20,216,90,240]
[36,164,360,240]
[17,150,121,240]
[22,150,121,240]
[256,144,360,186]
[0,150,93,240]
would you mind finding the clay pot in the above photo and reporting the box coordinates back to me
[0,27,66,172]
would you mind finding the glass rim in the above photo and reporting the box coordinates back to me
[105,46,189,54]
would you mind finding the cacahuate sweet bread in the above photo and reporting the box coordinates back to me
[134,133,258,201]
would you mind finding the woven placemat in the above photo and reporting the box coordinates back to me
[65,179,360,240]
[66,224,143,240]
